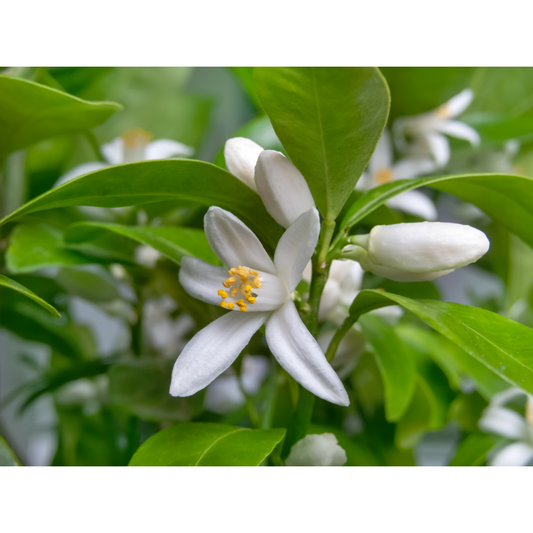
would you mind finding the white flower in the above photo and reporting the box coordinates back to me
[171,206,349,406]
[204,355,270,414]
[479,388,533,466]
[285,433,347,466]
[135,245,162,268]
[357,131,438,220]
[351,222,490,274]
[393,89,480,168]
[55,129,194,187]
[224,137,315,228]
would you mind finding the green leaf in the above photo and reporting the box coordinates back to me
[349,290,533,396]
[338,173,533,250]
[229,67,263,111]
[56,268,121,302]
[358,314,416,421]
[0,273,60,317]
[6,224,106,273]
[64,222,219,266]
[255,67,390,221]
[0,437,20,466]
[0,160,283,251]
[0,75,121,158]
[449,432,500,466]
[129,423,286,466]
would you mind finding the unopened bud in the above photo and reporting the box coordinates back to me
[224,137,264,191]
[286,433,347,466]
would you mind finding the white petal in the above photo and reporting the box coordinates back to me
[179,256,229,306]
[491,388,527,406]
[145,139,195,159]
[425,133,450,167]
[368,130,393,175]
[274,208,320,292]
[135,245,162,267]
[393,158,436,180]
[170,311,269,397]
[204,207,277,275]
[490,442,533,467]
[286,433,347,466]
[479,406,528,440]
[266,300,349,406]
[54,162,108,187]
[386,190,438,220]
[254,150,316,228]
[101,137,124,165]
[444,88,474,117]
[224,137,263,191]
[434,120,481,146]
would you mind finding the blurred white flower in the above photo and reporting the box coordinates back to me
[55,129,194,187]
[286,433,347,466]
[393,89,480,167]
[204,355,270,414]
[357,131,438,220]
[479,388,533,466]
[135,245,162,268]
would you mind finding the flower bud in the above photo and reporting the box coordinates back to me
[285,433,347,466]
[224,137,264,191]
[343,245,454,282]
[254,150,315,228]
[354,222,489,273]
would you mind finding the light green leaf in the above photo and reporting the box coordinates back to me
[359,314,417,422]
[0,160,283,251]
[337,173,533,250]
[129,423,286,466]
[255,67,390,221]
[0,75,121,157]
[0,273,60,317]
[449,432,500,466]
[349,290,533,396]
[64,222,219,266]
[0,437,20,466]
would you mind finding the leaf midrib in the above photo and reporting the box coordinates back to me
[194,428,247,465]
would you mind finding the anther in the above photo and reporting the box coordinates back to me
[218,290,228,299]
[222,276,236,288]
[246,295,256,304]
[245,285,252,293]
[249,270,258,276]
[227,302,235,309]
[231,287,238,297]
[235,299,245,307]
[220,301,227,308]
[253,276,262,288]
[240,305,247,312]
[228,268,237,276]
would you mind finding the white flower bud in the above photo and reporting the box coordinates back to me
[286,433,347,466]
[343,245,454,282]
[254,150,316,228]
[355,222,489,273]
[224,137,264,191]
[135,245,162,268]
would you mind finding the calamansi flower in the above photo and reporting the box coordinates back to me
[55,129,194,187]
[393,89,480,168]
[171,206,349,406]
[286,433,347,466]
[479,388,533,466]
[357,131,438,220]
[224,137,315,228]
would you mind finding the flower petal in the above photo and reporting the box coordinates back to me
[54,162,108,187]
[254,150,316,228]
[491,388,527,406]
[179,256,229,306]
[386,190,438,220]
[479,406,528,440]
[274,208,320,292]
[224,137,263,191]
[266,300,349,406]
[145,139,195,159]
[425,132,450,167]
[101,137,124,165]
[368,130,393,174]
[490,442,533,467]
[170,310,270,397]
[443,88,474,117]
[204,207,277,274]
[434,120,481,146]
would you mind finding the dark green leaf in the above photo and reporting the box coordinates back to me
[255,67,390,220]
[0,437,20,466]
[129,423,286,466]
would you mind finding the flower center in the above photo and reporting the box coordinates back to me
[435,103,451,119]
[218,265,262,312]
[122,128,153,163]
[374,168,393,185]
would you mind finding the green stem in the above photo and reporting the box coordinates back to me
[261,362,281,429]
[325,315,358,362]
[84,131,106,163]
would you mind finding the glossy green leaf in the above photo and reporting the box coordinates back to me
[0,437,20,466]
[337,173,533,250]
[0,160,283,250]
[56,268,121,302]
[359,314,417,422]
[0,273,60,317]
[349,290,533,396]
[0,75,121,157]
[229,67,263,111]
[6,224,106,273]
[129,423,286,466]
[255,67,390,220]
[449,432,500,466]
[64,222,219,266]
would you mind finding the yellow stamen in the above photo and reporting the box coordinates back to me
[249,270,258,276]
[122,128,153,148]
[217,290,228,299]
[222,276,236,288]
[240,305,247,312]
[235,299,245,307]
[228,268,237,276]
[436,103,450,119]
[253,276,262,288]
[220,301,227,308]
[246,295,256,304]
[245,285,252,293]
[227,302,235,309]
[375,168,393,185]
[237,268,250,281]
[231,287,238,297]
